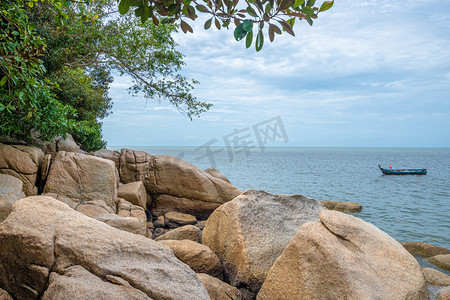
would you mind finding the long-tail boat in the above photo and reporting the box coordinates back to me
[378,165,427,175]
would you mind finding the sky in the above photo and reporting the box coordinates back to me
[102,0,450,148]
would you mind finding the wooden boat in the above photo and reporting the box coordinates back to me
[378,165,427,175]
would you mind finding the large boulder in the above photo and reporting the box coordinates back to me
[0,143,43,196]
[402,242,450,257]
[257,210,428,300]
[204,168,231,184]
[43,133,80,157]
[94,214,146,236]
[202,190,323,293]
[0,174,25,222]
[116,198,147,225]
[421,267,450,286]
[0,196,210,300]
[156,225,202,243]
[119,148,242,219]
[117,181,147,209]
[42,265,151,300]
[197,273,241,300]
[158,240,222,277]
[428,254,450,271]
[93,149,120,168]
[43,152,117,212]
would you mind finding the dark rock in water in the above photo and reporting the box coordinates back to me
[402,242,450,257]
[428,254,450,271]
[319,200,362,213]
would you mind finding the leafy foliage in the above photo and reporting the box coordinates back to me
[1,0,210,151]
[118,0,334,51]
[0,0,76,142]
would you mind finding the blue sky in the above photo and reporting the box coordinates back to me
[103,0,450,147]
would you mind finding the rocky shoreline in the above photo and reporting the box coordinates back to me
[0,136,449,299]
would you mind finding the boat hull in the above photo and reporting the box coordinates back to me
[378,165,427,175]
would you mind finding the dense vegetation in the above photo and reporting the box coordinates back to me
[0,0,211,151]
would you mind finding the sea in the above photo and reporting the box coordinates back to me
[111,146,450,258]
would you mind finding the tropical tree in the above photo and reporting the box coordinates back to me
[1,0,211,150]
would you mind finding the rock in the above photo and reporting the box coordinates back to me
[402,242,450,257]
[0,288,13,300]
[196,220,207,230]
[156,225,202,243]
[154,215,165,228]
[93,149,120,168]
[43,151,117,212]
[319,200,362,213]
[95,214,146,236]
[428,254,450,271]
[204,167,231,184]
[0,174,25,222]
[152,228,168,239]
[74,199,115,218]
[42,265,151,300]
[197,273,241,300]
[43,133,80,157]
[116,198,146,225]
[436,286,450,300]
[0,196,209,300]
[117,181,147,209]
[119,149,242,219]
[0,143,43,196]
[202,190,323,293]
[158,240,222,277]
[421,267,450,286]
[257,209,428,300]
[165,211,197,228]
[40,154,52,182]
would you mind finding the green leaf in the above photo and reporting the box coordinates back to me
[234,23,247,41]
[246,6,258,17]
[0,76,7,87]
[196,4,209,12]
[245,30,253,48]
[28,1,34,8]
[255,29,263,52]
[319,0,333,12]
[119,0,131,14]
[293,0,304,7]
[204,18,212,29]
[300,6,314,16]
[0,103,5,112]
[305,15,313,25]
[215,18,221,29]
[279,0,295,11]
[242,19,253,32]
[306,0,315,6]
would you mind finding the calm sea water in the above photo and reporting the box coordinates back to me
[111,146,450,251]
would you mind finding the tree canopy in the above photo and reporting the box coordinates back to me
[1,0,211,150]
[118,0,334,51]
